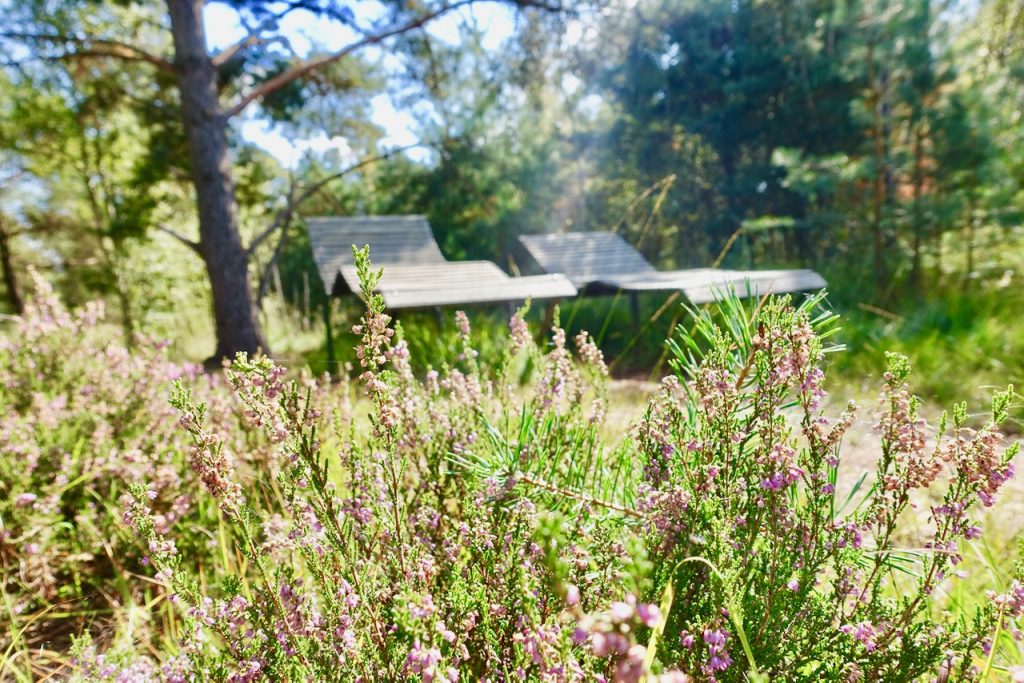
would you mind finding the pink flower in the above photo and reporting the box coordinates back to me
[14,493,37,507]
[636,603,661,628]
[406,640,442,682]
[702,627,732,674]
[610,600,635,623]
[840,621,878,652]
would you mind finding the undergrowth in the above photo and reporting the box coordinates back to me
[1,254,1022,681]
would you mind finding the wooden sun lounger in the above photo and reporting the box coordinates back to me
[307,216,577,309]
[518,231,826,304]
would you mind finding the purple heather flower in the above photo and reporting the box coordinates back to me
[610,600,635,623]
[636,603,661,628]
[14,493,37,507]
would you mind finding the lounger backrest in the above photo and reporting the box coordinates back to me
[518,232,657,286]
[307,215,447,293]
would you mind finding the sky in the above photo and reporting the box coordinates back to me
[204,2,520,168]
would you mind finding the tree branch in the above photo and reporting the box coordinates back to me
[245,143,428,256]
[1,32,176,74]
[212,0,332,66]
[212,33,263,67]
[157,225,201,254]
[222,1,478,118]
[512,0,568,10]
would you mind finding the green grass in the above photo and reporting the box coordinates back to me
[301,291,705,381]
[295,280,1024,427]
[832,285,1024,424]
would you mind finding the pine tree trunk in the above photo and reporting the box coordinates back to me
[0,220,24,315]
[867,42,886,287]
[720,147,740,250]
[113,253,136,347]
[166,0,268,360]
[911,124,925,292]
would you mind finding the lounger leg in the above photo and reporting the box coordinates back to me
[322,296,336,380]
[541,300,557,335]
[629,292,641,330]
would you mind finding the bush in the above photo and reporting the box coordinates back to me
[2,253,1021,681]
[0,272,290,674]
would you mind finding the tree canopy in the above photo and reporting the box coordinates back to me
[1,0,1022,355]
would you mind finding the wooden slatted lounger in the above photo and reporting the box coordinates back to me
[307,216,577,309]
[517,231,826,305]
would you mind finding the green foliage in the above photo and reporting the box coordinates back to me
[4,0,1024,373]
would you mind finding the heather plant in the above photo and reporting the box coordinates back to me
[476,292,1022,680]
[111,247,633,680]
[624,294,1020,681]
[0,272,204,628]
[0,273,287,676]
[6,250,1022,681]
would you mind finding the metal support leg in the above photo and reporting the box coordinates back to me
[629,292,641,331]
[322,296,336,379]
[541,300,558,334]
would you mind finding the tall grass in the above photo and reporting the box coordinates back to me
[835,284,1024,417]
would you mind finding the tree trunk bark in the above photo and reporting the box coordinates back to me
[911,124,925,293]
[112,250,137,347]
[719,147,741,253]
[0,220,24,315]
[867,42,886,288]
[166,0,268,360]
[965,195,976,283]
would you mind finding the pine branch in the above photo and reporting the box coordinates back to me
[515,473,644,518]
[214,0,356,66]
[212,33,263,67]
[1,32,176,74]
[245,143,428,256]
[222,1,478,118]
[157,225,201,254]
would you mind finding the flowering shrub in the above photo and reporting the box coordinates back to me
[2,252,1021,681]
[0,273,202,618]
[631,296,1018,680]
[0,272,289,673]
[118,248,626,681]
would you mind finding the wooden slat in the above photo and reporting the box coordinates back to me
[306,215,447,293]
[520,232,656,287]
[519,231,828,303]
[338,263,575,309]
[307,217,578,308]
[338,262,507,291]
[608,269,828,302]
[380,276,576,309]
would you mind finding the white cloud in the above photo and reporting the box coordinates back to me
[239,119,354,168]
